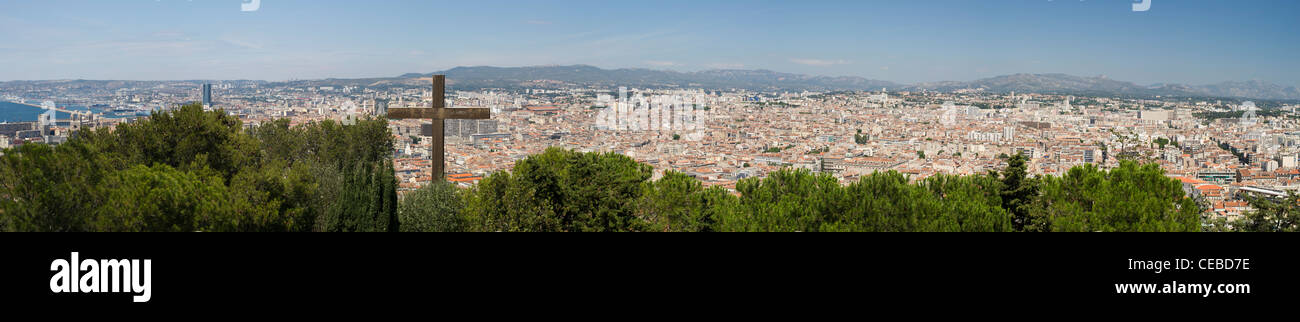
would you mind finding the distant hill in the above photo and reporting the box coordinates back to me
[912,74,1153,96]
[4,65,1297,101]
[1188,80,1300,100]
[910,73,1300,100]
[403,65,1299,100]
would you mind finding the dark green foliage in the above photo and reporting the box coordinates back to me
[1033,162,1201,232]
[1234,192,1300,232]
[725,169,844,231]
[641,171,733,232]
[108,104,258,181]
[0,142,117,232]
[92,164,235,232]
[464,147,652,232]
[763,144,795,153]
[916,174,1012,232]
[0,103,396,232]
[1193,109,1285,121]
[224,159,319,232]
[1154,137,1170,149]
[1000,153,1041,231]
[723,169,1010,232]
[324,160,398,232]
[458,148,1195,232]
[1217,142,1250,165]
[0,110,1205,232]
[297,117,394,170]
[399,182,466,232]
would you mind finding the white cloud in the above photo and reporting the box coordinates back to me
[645,60,679,67]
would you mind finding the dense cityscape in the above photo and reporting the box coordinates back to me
[6,2,1300,314]
[4,70,1298,227]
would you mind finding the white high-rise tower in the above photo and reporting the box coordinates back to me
[618,87,628,131]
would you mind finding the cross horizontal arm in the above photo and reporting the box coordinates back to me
[388,108,491,120]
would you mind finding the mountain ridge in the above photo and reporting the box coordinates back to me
[3,65,1296,101]
[405,65,1299,100]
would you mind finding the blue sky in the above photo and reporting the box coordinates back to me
[0,0,1297,86]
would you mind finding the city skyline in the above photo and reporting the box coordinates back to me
[0,0,1297,87]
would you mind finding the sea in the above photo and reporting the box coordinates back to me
[0,101,70,123]
[0,101,117,123]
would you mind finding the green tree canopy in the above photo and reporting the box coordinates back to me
[0,109,1206,233]
[1000,153,1041,231]
[0,103,397,232]
[399,182,467,232]
[1033,162,1200,232]
[463,147,653,232]
[1234,192,1300,232]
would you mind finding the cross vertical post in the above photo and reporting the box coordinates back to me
[429,75,445,182]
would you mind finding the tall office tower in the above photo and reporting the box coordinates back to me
[456,119,471,137]
[618,87,628,131]
[477,119,498,134]
[596,102,609,130]
[648,97,658,132]
[636,94,647,131]
[202,83,213,107]
[670,102,679,131]
[690,102,700,131]
[444,119,460,137]
[630,96,639,131]
[682,102,691,131]
[647,97,656,132]
[1003,126,1015,143]
[606,99,616,130]
[660,99,672,132]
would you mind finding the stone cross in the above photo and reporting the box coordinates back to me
[387,75,490,181]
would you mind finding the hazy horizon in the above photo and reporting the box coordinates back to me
[1,0,1297,87]
[1,63,1296,90]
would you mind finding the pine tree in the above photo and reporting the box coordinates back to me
[1236,192,1300,232]
[1000,153,1040,231]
